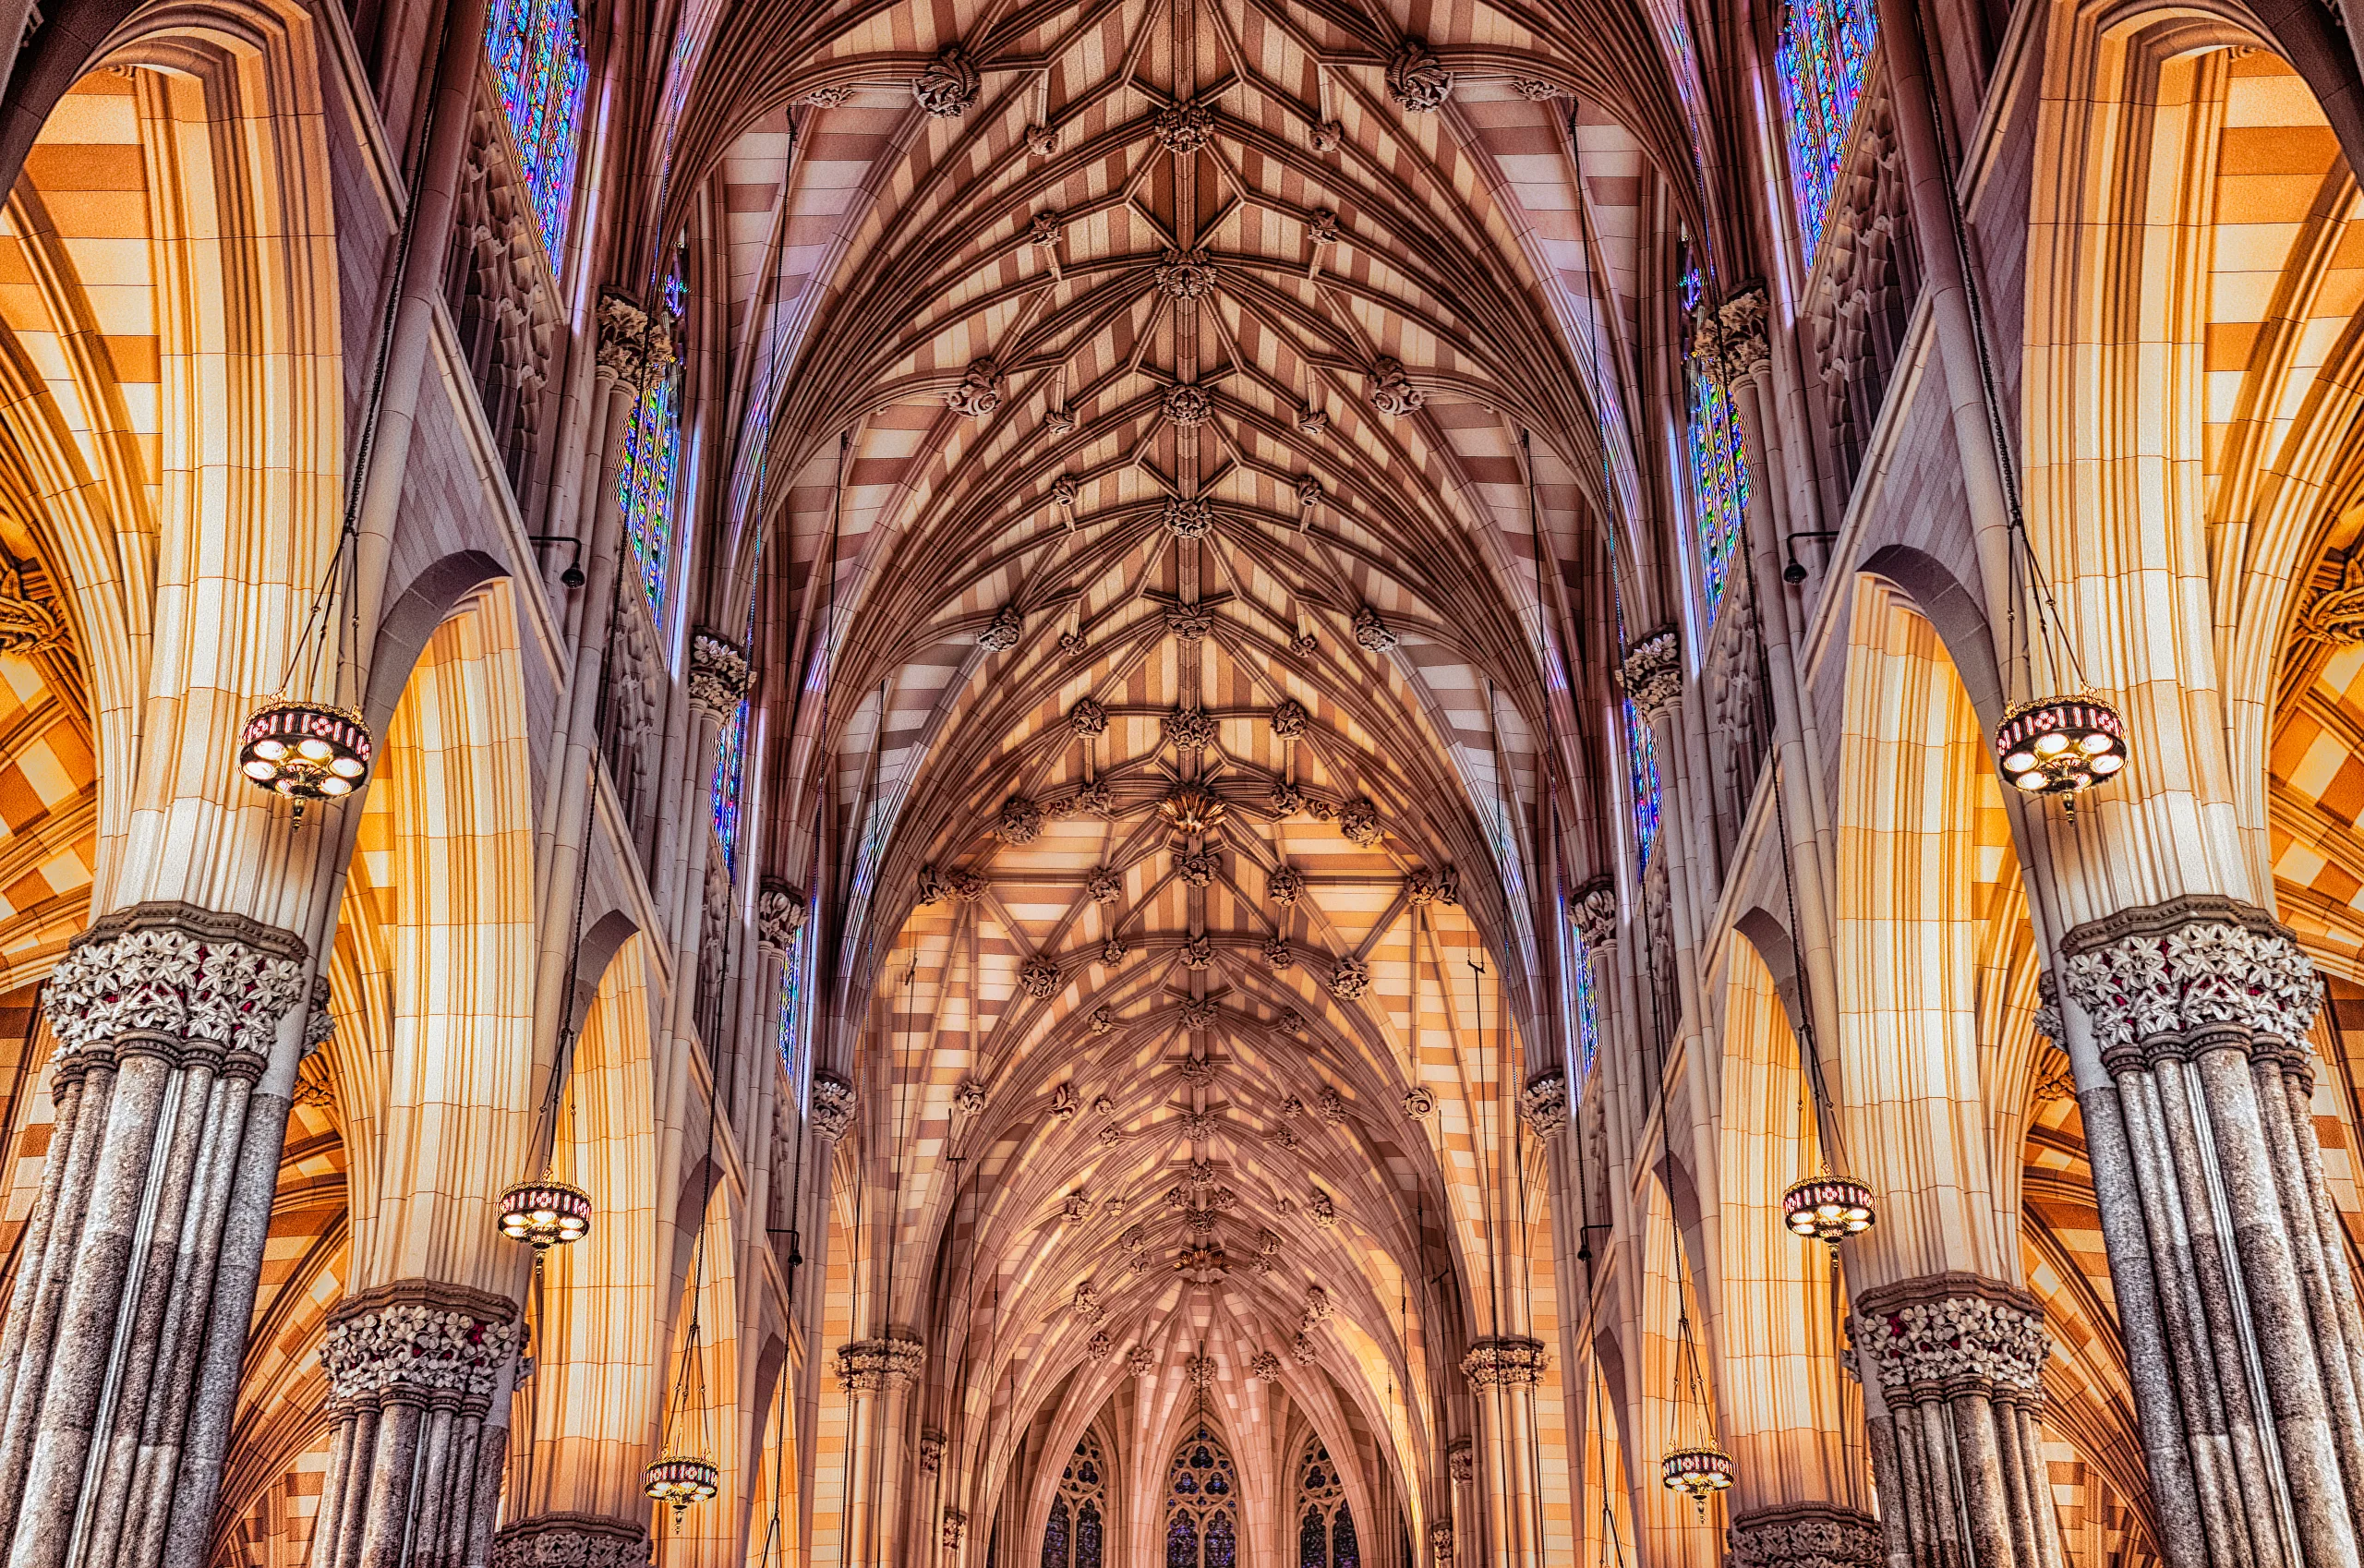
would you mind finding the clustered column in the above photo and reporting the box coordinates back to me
[0,903,308,1568]
[305,1283,524,1568]
[1851,1273,2062,1568]
[2057,896,2364,1568]
[836,1335,924,1567]
[1460,1336,1547,1568]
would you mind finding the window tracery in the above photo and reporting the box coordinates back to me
[485,0,588,258]
[1163,1424,1238,1568]
[1681,244,1749,632]
[1294,1437,1359,1568]
[1575,939,1602,1077]
[618,365,681,616]
[778,923,807,1098]
[1042,1432,1107,1568]
[1624,694,1660,872]
[1776,0,1876,260]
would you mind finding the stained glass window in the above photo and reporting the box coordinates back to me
[777,925,805,1097]
[1045,1433,1108,1568]
[1776,0,1877,260]
[1686,347,1749,630]
[618,370,681,613]
[1164,1424,1238,1568]
[485,0,587,258]
[1293,1438,1357,1568]
[1575,936,1603,1078]
[713,698,748,876]
[1625,695,1660,872]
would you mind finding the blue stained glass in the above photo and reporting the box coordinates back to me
[777,926,803,1091]
[1575,936,1602,1076]
[1686,354,1749,629]
[1077,1502,1103,1568]
[484,0,587,258]
[1165,1424,1237,1568]
[1205,1514,1236,1568]
[1043,1500,1070,1568]
[663,251,688,319]
[1175,1473,1198,1496]
[1332,1512,1359,1568]
[712,698,748,876]
[617,372,681,613]
[1301,1510,1327,1568]
[1777,0,1877,260]
[1678,255,1704,313]
[1167,1519,1199,1568]
[1625,695,1660,872]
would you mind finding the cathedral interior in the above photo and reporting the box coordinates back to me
[10,0,2364,1560]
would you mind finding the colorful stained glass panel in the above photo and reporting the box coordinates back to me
[484,0,587,257]
[618,372,681,613]
[713,698,748,876]
[1686,356,1749,628]
[1626,695,1660,872]
[1777,0,1876,260]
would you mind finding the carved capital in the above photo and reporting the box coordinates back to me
[1726,1503,1884,1568]
[687,632,753,722]
[303,974,335,1055]
[1570,876,1618,948]
[321,1281,522,1416]
[1619,628,1683,720]
[810,1072,856,1139]
[42,902,309,1075]
[918,1429,947,1474]
[836,1334,925,1392]
[1445,1438,1473,1484]
[1460,1335,1548,1387]
[595,290,652,385]
[491,1514,654,1568]
[940,1508,968,1549]
[1851,1272,2048,1404]
[1429,1522,1454,1563]
[2059,895,2322,1071]
[1519,1068,1570,1135]
[1713,286,1772,383]
[757,883,807,954]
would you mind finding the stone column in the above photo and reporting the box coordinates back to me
[303,1283,525,1568]
[1851,1273,2065,1568]
[1621,631,1708,1053]
[1726,1502,1884,1568]
[489,1513,653,1567]
[1460,1337,1548,1568]
[834,1336,923,1568]
[0,903,308,1568]
[2057,896,2364,1568]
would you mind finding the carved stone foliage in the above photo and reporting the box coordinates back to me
[1163,497,1215,538]
[1570,876,1617,948]
[995,796,1043,844]
[1181,934,1214,968]
[1164,384,1212,426]
[1271,698,1309,738]
[1519,1068,1569,1135]
[756,883,807,953]
[2058,896,2322,1068]
[0,555,62,655]
[1262,936,1294,969]
[1352,605,1398,652]
[946,356,1005,417]
[1405,866,1457,905]
[1069,697,1108,738]
[810,1073,856,1138]
[1154,102,1214,152]
[1368,357,1424,416]
[1050,1083,1081,1120]
[1460,1336,1548,1387]
[1727,1503,1884,1568]
[1620,627,1682,719]
[912,45,981,116]
[1430,1523,1454,1563]
[43,903,309,1069]
[686,631,754,722]
[1445,1440,1473,1484]
[1385,39,1453,110]
[1019,955,1060,999]
[1087,865,1121,904]
[836,1335,926,1391]
[977,604,1023,651]
[1165,706,1219,749]
[1153,247,1217,300]
[491,1514,653,1568]
[1128,1345,1156,1375]
[320,1284,522,1414]
[1308,1189,1337,1226]
[1166,602,1212,640]
[1337,798,1381,846]
[1249,1349,1283,1380]
[940,1510,968,1550]
[1404,1086,1436,1118]
[1851,1274,2048,1400]
[1269,867,1306,905]
[595,289,653,383]
[1329,956,1369,1000]
[954,1080,989,1116]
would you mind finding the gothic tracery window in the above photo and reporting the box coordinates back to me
[1574,936,1602,1077]
[1682,245,1750,631]
[1624,694,1660,872]
[1042,1432,1107,1568]
[778,923,807,1096]
[1776,0,1877,260]
[1163,1424,1238,1568]
[485,0,588,258]
[712,698,748,875]
[1294,1438,1360,1568]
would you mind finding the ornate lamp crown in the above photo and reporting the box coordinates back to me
[644,1453,720,1527]
[1780,1173,1876,1246]
[1660,1444,1735,1510]
[238,701,373,799]
[1994,694,2129,800]
[497,1177,592,1250]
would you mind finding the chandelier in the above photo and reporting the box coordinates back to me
[497,1176,593,1250]
[240,508,374,810]
[1994,694,2128,800]
[1780,1173,1876,1248]
[1659,1444,1735,1511]
[644,1453,720,1527]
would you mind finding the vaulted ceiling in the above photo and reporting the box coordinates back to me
[653,0,1701,1517]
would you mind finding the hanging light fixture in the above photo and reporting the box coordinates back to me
[645,1452,721,1527]
[238,700,373,800]
[1659,1444,1735,1510]
[1993,694,2128,799]
[497,1176,593,1249]
[1780,1172,1876,1247]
